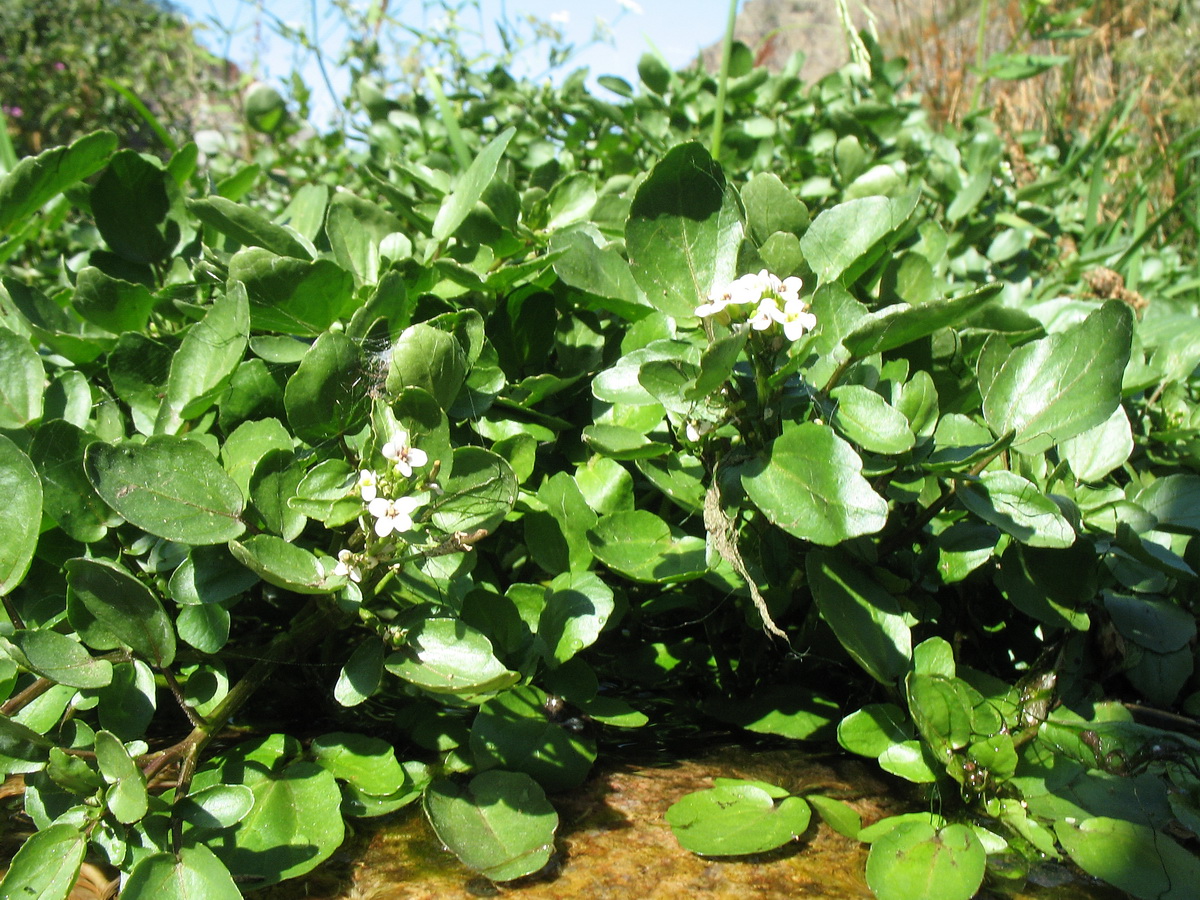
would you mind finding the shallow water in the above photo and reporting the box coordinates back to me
[263,747,1124,900]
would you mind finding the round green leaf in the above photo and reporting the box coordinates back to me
[311,731,408,797]
[667,783,812,856]
[1056,817,1200,900]
[384,617,518,695]
[428,446,518,536]
[741,423,888,546]
[122,846,242,900]
[424,770,558,882]
[65,557,176,667]
[957,469,1074,548]
[837,703,912,757]
[830,384,916,455]
[588,509,707,583]
[800,195,913,284]
[0,130,117,235]
[385,323,469,411]
[470,686,597,792]
[334,637,384,708]
[228,248,352,335]
[216,759,344,886]
[537,571,614,665]
[85,436,246,545]
[865,821,985,900]
[0,435,41,596]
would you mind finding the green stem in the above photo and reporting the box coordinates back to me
[968,0,992,111]
[710,0,740,159]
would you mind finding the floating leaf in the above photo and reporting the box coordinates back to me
[424,771,558,881]
[121,846,242,900]
[865,821,986,900]
[667,782,812,855]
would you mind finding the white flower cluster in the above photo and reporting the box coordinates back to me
[333,429,431,582]
[696,269,816,341]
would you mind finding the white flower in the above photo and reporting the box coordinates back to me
[382,432,428,478]
[776,275,804,304]
[616,0,644,13]
[368,495,422,537]
[778,296,818,341]
[333,549,362,583]
[750,297,781,331]
[549,9,570,25]
[357,469,379,502]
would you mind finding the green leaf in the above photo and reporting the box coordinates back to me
[865,822,986,900]
[830,385,915,455]
[158,283,250,432]
[1060,404,1133,482]
[228,248,353,335]
[982,302,1133,453]
[121,846,242,900]
[0,328,45,428]
[742,172,809,244]
[385,323,469,411]
[1136,474,1200,534]
[842,284,1002,357]
[95,729,148,823]
[65,557,176,667]
[1055,817,1200,900]
[169,545,259,606]
[72,267,157,333]
[0,822,86,900]
[215,758,344,886]
[800,194,914,284]
[625,142,743,319]
[85,435,246,545]
[588,510,707,583]
[228,535,340,595]
[91,149,182,264]
[837,703,912,757]
[7,630,113,689]
[470,685,597,791]
[0,130,117,235]
[667,783,812,855]
[432,127,516,243]
[335,638,384,707]
[428,447,518,536]
[0,713,54,774]
[906,674,974,763]
[550,230,649,320]
[741,423,888,546]
[0,435,41,596]
[957,470,1075,548]
[173,784,255,832]
[188,195,310,258]
[311,731,408,796]
[537,571,614,665]
[424,771,558,881]
[807,794,862,839]
[807,551,912,684]
[384,617,518,695]
[283,330,371,444]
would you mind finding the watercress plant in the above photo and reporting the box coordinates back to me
[1,27,1198,900]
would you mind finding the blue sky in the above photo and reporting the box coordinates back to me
[175,0,734,124]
